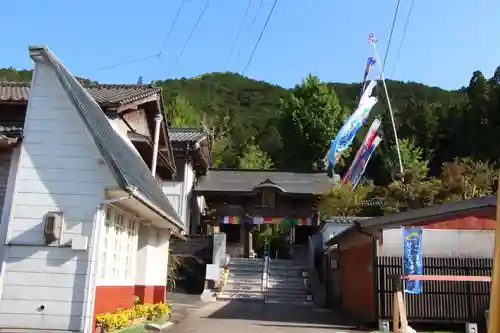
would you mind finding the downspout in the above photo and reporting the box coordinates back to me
[84,194,133,333]
[151,113,163,177]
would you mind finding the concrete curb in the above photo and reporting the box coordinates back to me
[144,321,175,332]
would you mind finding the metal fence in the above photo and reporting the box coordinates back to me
[376,256,492,322]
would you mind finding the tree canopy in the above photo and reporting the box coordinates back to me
[2,66,499,215]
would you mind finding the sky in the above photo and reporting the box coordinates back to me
[3,0,500,90]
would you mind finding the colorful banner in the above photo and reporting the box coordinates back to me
[402,227,424,294]
[349,136,381,188]
[360,57,376,99]
[221,216,240,224]
[244,216,313,225]
[328,80,378,168]
[343,118,381,184]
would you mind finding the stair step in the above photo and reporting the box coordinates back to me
[218,293,264,300]
[266,289,306,295]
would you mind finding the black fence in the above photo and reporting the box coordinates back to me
[377,256,492,323]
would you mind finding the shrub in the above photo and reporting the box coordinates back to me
[96,302,171,331]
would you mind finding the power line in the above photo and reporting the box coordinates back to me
[93,54,158,73]
[91,0,187,74]
[242,0,279,76]
[176,0,212,65]
[226,0,254,68]
[233,0,265,68]
[157,0,187,58]
[389,0,416,78]
[381,0,402,73]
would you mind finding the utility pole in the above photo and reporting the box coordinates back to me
[488,184,500,333]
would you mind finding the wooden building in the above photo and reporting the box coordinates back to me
[195,169,334,257]
[324,196,496,326]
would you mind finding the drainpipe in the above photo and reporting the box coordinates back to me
[151,113,163,177]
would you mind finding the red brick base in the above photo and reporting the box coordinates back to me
[134,285,166,303]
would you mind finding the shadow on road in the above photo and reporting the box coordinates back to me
[206,300,368,329]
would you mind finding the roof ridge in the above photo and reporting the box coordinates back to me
[169,127,206,132]
[0,81,30,87]
[84,83,157,89]
[207,168,328,174]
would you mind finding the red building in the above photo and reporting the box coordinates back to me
[324,196,495,326]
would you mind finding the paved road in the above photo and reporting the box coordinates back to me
[167,300,367,333]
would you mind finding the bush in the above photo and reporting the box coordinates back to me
[96,302,171,332]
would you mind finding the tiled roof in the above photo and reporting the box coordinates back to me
[0,82,27,102]
[169,128,209,144]
[0,124,23,138]
[196,169,335,195]
[0,81,161,106]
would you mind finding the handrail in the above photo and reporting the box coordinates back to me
[262,255,271,303]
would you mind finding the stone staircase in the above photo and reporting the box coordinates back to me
[266,259,311,304]
[218,258,264,301]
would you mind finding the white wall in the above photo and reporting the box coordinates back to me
[0,61,117,332]
[161,161,196,232]
[135,226,170,286]
[378,228,495,258]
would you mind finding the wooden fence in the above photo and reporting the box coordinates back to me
[377,256,492,322]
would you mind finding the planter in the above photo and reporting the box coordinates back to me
[95,326,104,333]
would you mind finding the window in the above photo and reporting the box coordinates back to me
[99,207,139,283]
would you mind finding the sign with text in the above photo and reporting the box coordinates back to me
[402,227,424,294]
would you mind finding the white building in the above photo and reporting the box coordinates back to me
[0,45,192,332]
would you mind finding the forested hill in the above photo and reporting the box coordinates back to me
[2,67,499,194]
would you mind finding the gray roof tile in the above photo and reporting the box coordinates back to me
[30,45,184,231]
[0,81,161,106]
[196,169,335,194]
[169,128,209,144]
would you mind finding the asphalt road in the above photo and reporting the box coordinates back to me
[166,299,368,333]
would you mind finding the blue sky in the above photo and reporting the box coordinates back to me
[3,0,500,89]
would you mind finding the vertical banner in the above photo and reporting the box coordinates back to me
[327,81,378,169]
[343,118,381,184]
[360,57,376,99]
[349,136,382,188]
[402,227,424,294]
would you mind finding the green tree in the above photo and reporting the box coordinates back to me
[439,157,497,201]
[165,95,200,127]
[318,183,372,217]
[237,145,274,169]
[278,74,346,172]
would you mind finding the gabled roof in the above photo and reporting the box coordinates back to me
[29,45,185,231]
[0,81,161,107]
[196,169,335,195]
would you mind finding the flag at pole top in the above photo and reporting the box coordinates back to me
[368,33,377,43]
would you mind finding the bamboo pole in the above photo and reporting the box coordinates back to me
[487,184,500,333]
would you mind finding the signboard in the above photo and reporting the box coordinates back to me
[402,227,424,294]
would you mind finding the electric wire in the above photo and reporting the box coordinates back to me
[157,0,187,58]
[389,0,416,78]
[242,0,279,76]
[381,0,402,73]
[175,0,212,65]
[233,0,265,69]
[92,0,187,73]
[93,55,158,73]
[226,0,254,68]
